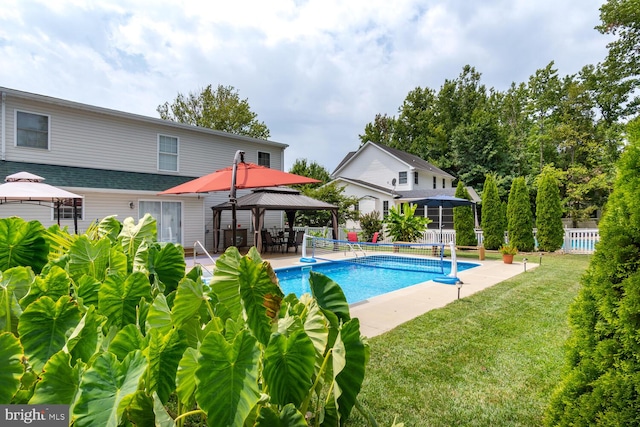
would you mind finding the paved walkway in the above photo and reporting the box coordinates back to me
[188,251,537,338]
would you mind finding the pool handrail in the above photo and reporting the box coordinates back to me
[193,240,215,277]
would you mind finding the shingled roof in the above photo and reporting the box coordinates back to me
[0,161,198,192]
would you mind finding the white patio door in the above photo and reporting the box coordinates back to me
[139,201,182,244]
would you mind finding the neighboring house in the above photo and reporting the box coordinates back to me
[330,141,480,230]
[0,87,288,251]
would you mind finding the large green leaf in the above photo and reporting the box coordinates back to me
[0,332,24,404]
[171,278,206,329]
[109,324,148,362]
[67,235,112,282]
[99,272,151,329]
[73,350,148,427]
[303,299,330,362]
[255,404,308,427]
[0,217,48,274]
[263,330,316,407]
[210,247,243,321]
[0,266,34,334]
[20,265,71,308]
[149,242,186,294]
[236,248,284,346]
[310,271,350,324]
[65,305,104,365]
[146,294,172,335]
[30,350,84,406]
[332,319,368,422]
[195,329,261,426]
[119,214,157,269]
[18,295,82,372]
[123,390,155,427]
[96,215,122,241]
[147,327,187,404]
[176,346,199,410]
[74,274,101,308]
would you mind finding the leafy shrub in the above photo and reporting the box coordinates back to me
[454,181,477,246]
[535,166,564,252]
[384,203,431,242]
[359,210,384,241]
[480,174,506,250]
[506,177,535,252]
[0,214,370,426]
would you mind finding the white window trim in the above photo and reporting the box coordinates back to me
[138,199,183,244]
[398,171,407,185]
[157,134,180,172]
[15,109,51,150]
[51,197,84,221]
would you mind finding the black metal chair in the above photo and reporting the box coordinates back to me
[264,231,284,253]
[287,231,305,253]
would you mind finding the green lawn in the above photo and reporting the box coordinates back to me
[347,254,590,427]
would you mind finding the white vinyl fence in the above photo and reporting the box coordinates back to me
[330,226,600,254]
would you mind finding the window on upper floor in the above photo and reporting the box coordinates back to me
[432,176,436,189]
[258,151,271,167]
[442,178,446,188]
[383,201,389,218]
[158,135,179,172]
[16,111,49,149]
[399,171,407,184]
[414,172,419,185]
[53,198,83,221]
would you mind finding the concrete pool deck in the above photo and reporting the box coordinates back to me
[189,252,538,338]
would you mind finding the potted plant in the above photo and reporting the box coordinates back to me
[499,243,518,264]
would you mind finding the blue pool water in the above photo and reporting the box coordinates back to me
[275,257,479,304]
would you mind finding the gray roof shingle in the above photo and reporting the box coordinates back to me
[0,161,198,192]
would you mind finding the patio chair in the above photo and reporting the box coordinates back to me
[347,231,358,242]
[287,230,305,253]
[372,231,379,243]
[264,231,284,253]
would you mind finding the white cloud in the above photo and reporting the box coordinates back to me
[0,0,611,171]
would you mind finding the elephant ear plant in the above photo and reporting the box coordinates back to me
[0,215,372,426]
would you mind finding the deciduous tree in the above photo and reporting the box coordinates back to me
[157,84,270,139]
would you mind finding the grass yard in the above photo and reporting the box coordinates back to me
[346,253,590,427]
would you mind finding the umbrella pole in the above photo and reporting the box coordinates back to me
[230,150,245,247]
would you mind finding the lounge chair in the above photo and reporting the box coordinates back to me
[347,231,358,242]
[372,231,379,243]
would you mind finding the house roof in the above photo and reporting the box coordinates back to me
[331,176,481,203]
[331,142,454,178]
[330,177,399,197]
[0,161,198,192]
[212,187,338,211]
[0,87,288,149]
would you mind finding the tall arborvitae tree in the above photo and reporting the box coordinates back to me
[481,174,505,249]
[506,177,535,251]
[546,118,640,425]
[454,181,477,246]
[535,166,564,252]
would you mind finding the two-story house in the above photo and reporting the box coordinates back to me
[330,141,480,229]
[0,87,288,251]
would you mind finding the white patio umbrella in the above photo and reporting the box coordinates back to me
[0,171,83,233]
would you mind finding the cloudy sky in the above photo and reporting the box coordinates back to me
[0,0,612,172]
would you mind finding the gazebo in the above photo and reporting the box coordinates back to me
[211,187,339,253]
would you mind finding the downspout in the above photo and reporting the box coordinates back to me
[1,91,6,160]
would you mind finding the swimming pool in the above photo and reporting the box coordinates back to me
[275,257,479,304]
